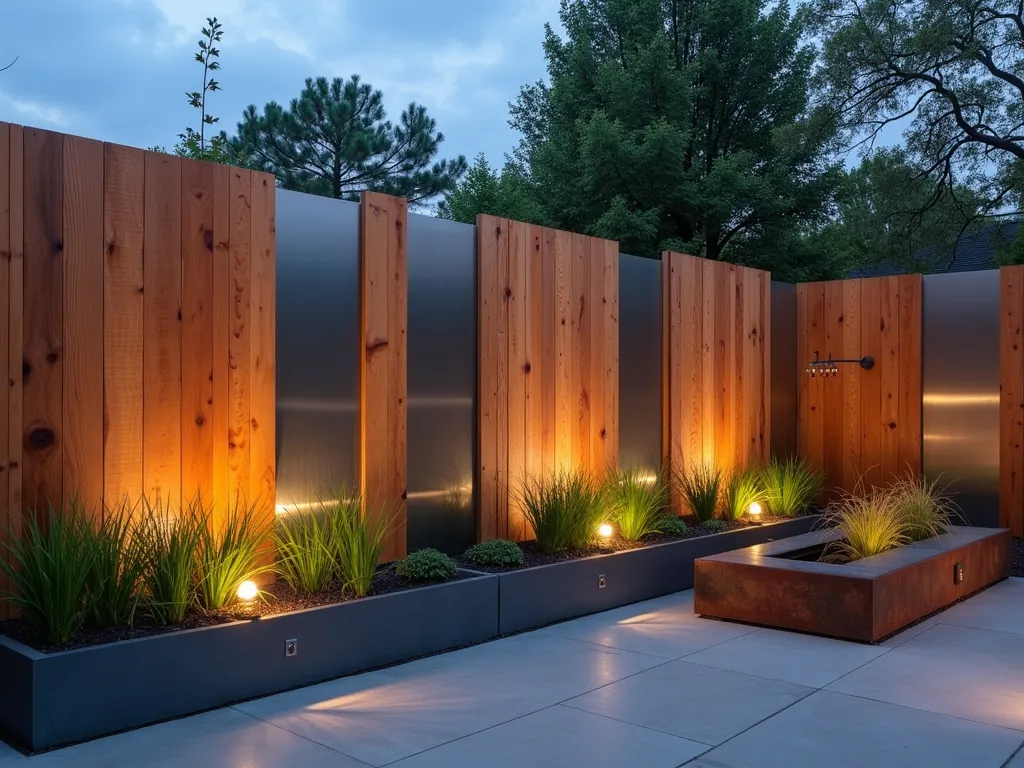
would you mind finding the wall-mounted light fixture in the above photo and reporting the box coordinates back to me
[805,351,875,378]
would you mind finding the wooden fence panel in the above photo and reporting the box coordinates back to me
[143,152,182,511]
[22,128,64,513]
[0,121,276,616]
[61,135,104,516]
[359,191,406,560]
[662,253,770,493]
[1000,266,1024,535]
[478,217,619,541]
[797,275,922,494]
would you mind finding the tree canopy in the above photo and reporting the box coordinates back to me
[231,75,467,203]
[814,0,1024,246]
[495,0,844,280]
[436,154,542,223]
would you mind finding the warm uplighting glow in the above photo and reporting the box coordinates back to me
[922,393,999,406]
[748,502,763,518]
[237,580,259,602]
[598,523,614,539]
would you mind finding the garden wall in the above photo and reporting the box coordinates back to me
[0,121,276,620]
[794,276,923,497]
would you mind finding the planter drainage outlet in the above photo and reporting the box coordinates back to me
[285,638,298,658]
[598,574,606,589]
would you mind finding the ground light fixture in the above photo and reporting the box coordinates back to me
[237,580,259,601]
[806,351,874,378]
[748,501,763,525]
[598,523,614,539]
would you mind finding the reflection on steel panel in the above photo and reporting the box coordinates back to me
[407,213,477,553]
[619,254,662,473]
[770,282,797,459]
[922,271,1000,527]
[275,190,360,506]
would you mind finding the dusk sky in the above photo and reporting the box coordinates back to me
[0,0,560,168]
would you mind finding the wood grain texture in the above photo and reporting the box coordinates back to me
[181,158,215,509]
[796,276,922,495]
[663,253,771,500]
[143,152,182,511]
[103,143,144,507]
[478,220,620,541]
[476,215,500,541]
[0,123,10,615]
[211,163,231,528]
[5,124,23,619]
[1000,266,1024,534]
[359,191,404,560]
[61,135,104,517]
[0,122,277,615]
[227,168,251,510]
[22,128,64,513]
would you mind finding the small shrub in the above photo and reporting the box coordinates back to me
[725,466,765,521]
[330,496,393,597]
[822,489,909,563]
[86,498,147,629]
[517,469,605,553]
[675,463,723,523]
[604,467,669,541]
[195,497,274,611]
[464,539,525,568]
[396,548,459,583]
[658,515,688,535]
[138,500,204,626]
[274,506,335,594]
[702,519,728,533]
[1,502,96,645]
[888,474,958,542]
[761,457,823,517]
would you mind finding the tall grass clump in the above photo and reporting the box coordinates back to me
[888,473,958,542]
[605,467,669,541]
[517,469,605,553]
[725,466,765,521]
[86,498,147,629]
[274,504,336,594]
[675,463,723,523]
[1,502,96,644]
[138,499,204,625]
[760,457,823,517]
[329,496,392,597]
[821,489,909,563]
[195,497,274,611]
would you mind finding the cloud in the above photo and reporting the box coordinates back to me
[0,91,70,127]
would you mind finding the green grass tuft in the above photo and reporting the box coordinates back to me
[516,469,605,553]
[328,495,393,598]
[86,498,147,629]
[137,499,204,626]
[760,456,823,517]
[274,506,336,594]
[725,466,765,521]
[604,467,669,541]
[194,496,273,612]
[1,501,96,645]
[675,463,724,523]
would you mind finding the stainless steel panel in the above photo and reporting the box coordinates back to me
[275,190,360,506]
[619,254,662,473]
[770,281,797,458]
[406,213,477,553]
[923,271,1000,526]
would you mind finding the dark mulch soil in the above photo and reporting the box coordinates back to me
[457,513,814,573]
[1013,537,1024,577]
[0,568,475,654]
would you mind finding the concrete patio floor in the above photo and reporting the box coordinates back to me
[4,578,1024,767]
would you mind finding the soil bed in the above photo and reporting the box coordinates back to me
[456,513,813,572]
[1013,537,1024,577]
[0,567,472,654]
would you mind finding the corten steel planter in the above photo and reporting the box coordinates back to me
[0,571,498,753]
[694,526,1010,643]
[497,515,820,635]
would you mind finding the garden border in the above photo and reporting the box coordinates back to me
[693,525,1010,642]
[495,516,820,635]
[0,570,498,752]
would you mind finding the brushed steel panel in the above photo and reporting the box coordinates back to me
[922,270,999,526]
[770,281,797,459]
[406,213,476,553]
[619,253,662,474]
[275,190,360,506]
